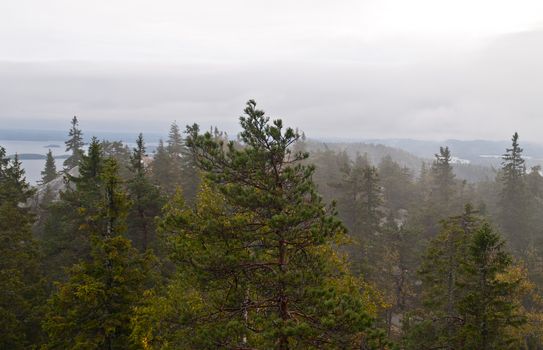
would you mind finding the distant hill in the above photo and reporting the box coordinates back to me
[306,139,497,183]
[306,140,425,170]
[361,138,543,169]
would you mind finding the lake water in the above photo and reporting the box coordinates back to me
[1,139,159,185]
[0,140,68,184]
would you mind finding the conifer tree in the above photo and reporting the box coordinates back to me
[151,123,200,199]
[41,137,105,278]
[133,101,388,349]
[0,147,45,349]
[161,122,185,194]
[40,149,57,184]
[44,158,152,349]
[430,146,455,204]
[378,155,414,213]
[127,133,163,251]
[378,213,419,337]
[334,154,385,277]
[63,116,84,170]
[457,223,525,349]
[405,205,481,349]
[413,147,458,240]
[499,132,530,254]
[101,140,132,179]
[151,139,171,193]
[403,208,526,349]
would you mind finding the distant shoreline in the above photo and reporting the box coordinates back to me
[6,153,69,160]
[0,129,164,143]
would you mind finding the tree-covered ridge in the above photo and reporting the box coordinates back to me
[2,102,543,349]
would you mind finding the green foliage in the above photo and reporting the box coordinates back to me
[458,223,525,349]
[43,236,152,350]
[127,133,164,251]
[63,116,84,170]
[40,149,57,184]
[41,138,106,276]
[378,155,415,213]
[101,140,132,179]
[43,157,153,349]
[430,146,456,204]
[499,132,531,255]
[0,146,46,349]
[133,101,388,349]
[152,122,199,199]
[403,207,526,349]
[333,153,385,276]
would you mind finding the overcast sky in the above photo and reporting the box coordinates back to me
[1,0,543,140]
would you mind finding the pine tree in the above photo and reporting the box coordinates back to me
[63,116,84,170]
[0,147,46,349]
[40,149,57,184]
[43,158,152,349]
[127,133,163,251]
[133,101,388,349]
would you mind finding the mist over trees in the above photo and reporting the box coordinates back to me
[3,101,543,349]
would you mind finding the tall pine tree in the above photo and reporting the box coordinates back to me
[133,101,388,349]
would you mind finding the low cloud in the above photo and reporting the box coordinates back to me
[1,30,543,141]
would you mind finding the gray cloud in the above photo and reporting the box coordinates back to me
[1,29,543,141]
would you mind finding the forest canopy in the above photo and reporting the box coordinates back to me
[2,102,543,349]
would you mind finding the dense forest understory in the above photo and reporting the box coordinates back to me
[3,101,543,349]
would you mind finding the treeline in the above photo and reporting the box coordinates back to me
[2,101,543,349]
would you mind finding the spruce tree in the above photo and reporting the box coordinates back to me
[151,139,171,194]
[378,155,414,212]
[405,205,481,349]
[412,147,458,241]
[150,123,200,199]
[43,158,152,349]
[159,122,185,195]
[133,101,388,349]
[403,208,526,349]
[41,137,105,279]
[430,146,455,205]
[127,133,163,251]
[40,149,57,184]
[458,223,525,349]
[499,132,530,255]
[333,154,386,278]
[63,116,84,170]
[0,147,45,349]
